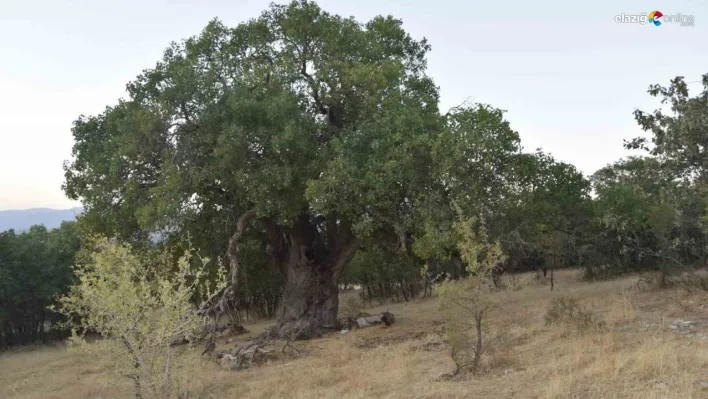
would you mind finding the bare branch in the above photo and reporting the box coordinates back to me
[228,209,259,288]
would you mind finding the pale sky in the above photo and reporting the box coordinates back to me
[1,0,706,210]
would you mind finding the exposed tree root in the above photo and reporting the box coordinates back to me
[213,317,340,370]
[169,321,249,347]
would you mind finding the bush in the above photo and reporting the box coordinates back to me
[635,270,708,293]
[495,272,537,291]
[677,272,708,292]
[55,237,225,399]
[544,296,606,333]
[435,207,507,375]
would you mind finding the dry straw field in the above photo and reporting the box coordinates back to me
[2,269,708,399]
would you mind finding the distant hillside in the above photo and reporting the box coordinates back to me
[0,207,84,233]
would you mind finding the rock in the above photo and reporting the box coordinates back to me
[669,320,700,334]
[354,315,385,329]
[340,316,358,330]
[340,329,350,335]
[650,379,669,389]
[695,380,708,389]
[356,317,371,328]
[676,320,698,329]
[381,311,395,326]
[220,354,238,370]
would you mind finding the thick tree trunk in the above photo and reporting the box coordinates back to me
[219,209,361,339]
[276,261,340,329]
[275,234,361,335]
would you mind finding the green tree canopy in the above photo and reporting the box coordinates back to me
[62,1,524,331]
[0,222,80,348]
[629,74,708,183]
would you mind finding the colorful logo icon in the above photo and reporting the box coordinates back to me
[649,10,663,26]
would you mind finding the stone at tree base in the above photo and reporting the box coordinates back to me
[381,311,395,326]
[356,317,371,328]
[340,316,358,330]
[220,354,239,370]
[354,313,395,329]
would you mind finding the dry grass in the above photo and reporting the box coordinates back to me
[2,269,708,398]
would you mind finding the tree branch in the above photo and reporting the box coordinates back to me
[228,209,259,288]
[333,237,362,281]
[326,212,338,249]
[197,209,260,320]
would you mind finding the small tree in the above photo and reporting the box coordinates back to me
[646,193,682,287]
[435,205,506,375]
[55,237,225,399]
[538,230,570,291]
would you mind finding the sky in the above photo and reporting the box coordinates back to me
[0,0,706,210]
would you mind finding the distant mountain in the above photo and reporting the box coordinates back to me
[0,207,84,233]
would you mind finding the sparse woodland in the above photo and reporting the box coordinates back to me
[2,1,708,398]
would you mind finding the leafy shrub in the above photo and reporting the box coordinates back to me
[641,271,708,293]
[544,296,606,333]
[499,272,536,291]
[634,268,692,292]
[677,273,708,292]
[55,238,225,399]
[435,207,507,375]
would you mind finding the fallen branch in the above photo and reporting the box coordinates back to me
[169,321,248,348]
[215,319,318,371]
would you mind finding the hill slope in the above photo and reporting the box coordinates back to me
[0,207,83,232]
[1,270,707,398]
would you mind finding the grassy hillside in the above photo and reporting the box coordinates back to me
[2,270,707,398]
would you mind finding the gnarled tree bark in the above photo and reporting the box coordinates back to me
[221,208,361,338]
[276,234,361,332]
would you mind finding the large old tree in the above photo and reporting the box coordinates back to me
[63,1,521,332]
